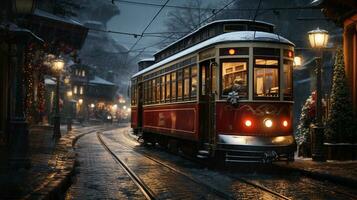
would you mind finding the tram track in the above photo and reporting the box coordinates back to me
[120,128,357,200]
[99,129,297,200]
[98,131,234,200]
[97,132,156,200]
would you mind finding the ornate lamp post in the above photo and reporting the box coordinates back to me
[52,58,64,138]
[308,28,329,161]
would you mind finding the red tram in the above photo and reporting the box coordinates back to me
[130,20,296,163]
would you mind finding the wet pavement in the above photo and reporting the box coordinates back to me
[66,126,357,200]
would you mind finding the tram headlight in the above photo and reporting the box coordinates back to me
[244,120,252,127]
[264,119,273,128]
[282,120,288,127]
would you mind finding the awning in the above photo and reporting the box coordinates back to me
[24,9,88,49]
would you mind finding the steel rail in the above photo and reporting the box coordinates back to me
[104,131,234,200]
[121,130,291,200]
[96,132,157,200]
[232,176,292,200]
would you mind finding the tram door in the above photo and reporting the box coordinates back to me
[199,59,216,146]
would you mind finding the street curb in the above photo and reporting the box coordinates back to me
[275,164,357,188]
[24,132,76,200]
[24,124,132,199]
[24,127,97,200]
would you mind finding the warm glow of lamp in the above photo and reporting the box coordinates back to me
[123,105,127,110]
[52,58,65,73]
[308,28,329,49]
[264,118,273,128]
[244,120,252,127]
[67,91,72,97]
[294,56,302,67]
[64,76,70,84]
[90,103,95,108]
[283,120,289,127]
[78,99,83,105]
[228,48,236,55]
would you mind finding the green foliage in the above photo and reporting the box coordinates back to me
[296,95,315,145]
[326,48,356,143]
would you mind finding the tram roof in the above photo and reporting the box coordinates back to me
[132,31,294,78]
[154,19,275,56]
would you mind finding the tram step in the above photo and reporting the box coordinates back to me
[196,154,209,159]
[198,150,210,155]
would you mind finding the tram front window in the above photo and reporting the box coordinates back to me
[254,58,279,98]
[221,61,248,97]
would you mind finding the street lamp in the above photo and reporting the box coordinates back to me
[308,28,329,162]
[52,58,64,139]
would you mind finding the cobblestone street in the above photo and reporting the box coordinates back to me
[65,126,357,200]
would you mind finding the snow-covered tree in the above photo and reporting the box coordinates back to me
[296,94,315,145]
[326,48,356,143]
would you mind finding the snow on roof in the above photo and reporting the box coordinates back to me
[155,19,275,56]
[34,9,83,27]
[139,58,155,62]
[132,31,294,78]
[45,78,56,85]
[89,76,115,86]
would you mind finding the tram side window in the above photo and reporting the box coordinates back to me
[143,81,147,104]
[184,67,190,99]
[221,61,248,98]
[254,58,279,98]
[161,76,165,102]
[166,74,171,101]
[191,66,198,99]
[156,77,160,103]
[148,80,152,104]
[283,60,293,100]
[177,70,183,101]
[152,79,156,103]
[171,72,176,101]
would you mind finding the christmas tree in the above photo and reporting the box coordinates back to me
[296,94,315,145]
[326,48,356,143]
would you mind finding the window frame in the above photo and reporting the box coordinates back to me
[253,56,280,100]
[283,59,293,101]
[220,58,249,99]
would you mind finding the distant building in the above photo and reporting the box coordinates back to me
[69,64,117,120]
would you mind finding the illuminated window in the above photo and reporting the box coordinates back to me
[254,58,279,98]
[152,79,156,103]
[144,81,148,104]
[177,70,183,100]
[73,85,78,94]
[165,74,170,101]
[171,72,176,101]
[161,76,165,102]
[283,60,293,100]
[201,67,206,95]
[221,60,248,97]
[184,67,190,98]
[79,86,84,94]
[191,66,197,98]
[155,78,159,103]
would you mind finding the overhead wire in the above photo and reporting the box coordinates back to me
[113,0,319,11]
